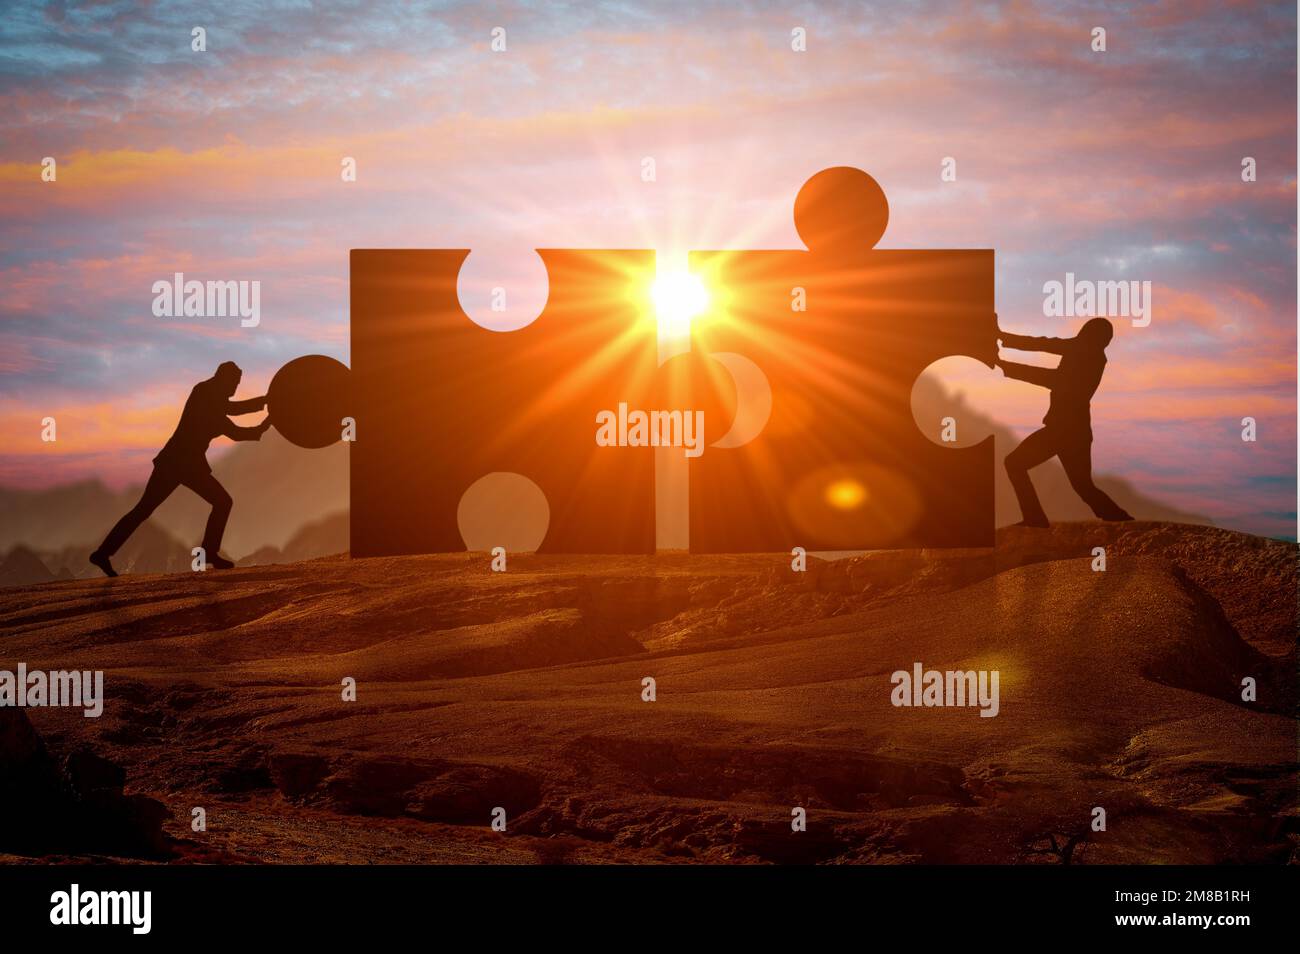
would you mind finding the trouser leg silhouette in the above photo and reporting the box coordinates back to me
[98,469,181,556]
[185,472,233,555]
[1004,427,1056,526]
[1057,441,1133,521]
[99,468,233,557]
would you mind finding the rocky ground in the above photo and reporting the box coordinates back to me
[0,521,1295,864]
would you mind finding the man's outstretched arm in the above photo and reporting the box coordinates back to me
[221,418,271,441]
[226,395,267,415]
[998,359,1057,390]
[999,330,1069,355]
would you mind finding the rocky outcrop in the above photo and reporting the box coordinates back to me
[0,707,171,859]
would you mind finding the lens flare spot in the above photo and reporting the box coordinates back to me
[825,478,867,510]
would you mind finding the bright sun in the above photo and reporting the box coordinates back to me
[651,271,709,337]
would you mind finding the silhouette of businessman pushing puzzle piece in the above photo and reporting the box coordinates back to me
[685,167,996,551]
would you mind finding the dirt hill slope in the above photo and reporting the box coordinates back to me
[0,522,1293,864]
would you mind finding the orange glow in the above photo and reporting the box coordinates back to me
[825,478,867,510]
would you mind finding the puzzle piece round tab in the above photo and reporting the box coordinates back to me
[794,166,890,253]
[267,354,352,449]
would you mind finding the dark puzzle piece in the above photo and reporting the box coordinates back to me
[685,167,996,552]
[350,248,660,556]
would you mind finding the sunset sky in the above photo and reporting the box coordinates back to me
[1,0,1295,538]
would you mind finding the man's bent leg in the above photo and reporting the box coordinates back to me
[1004,428,1059,527]
[183,472,234,558]
[97,468,181,557]
[1059,440,1133,521]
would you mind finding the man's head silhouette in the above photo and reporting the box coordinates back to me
[1079,317,1114,348]
[213,361,243,397]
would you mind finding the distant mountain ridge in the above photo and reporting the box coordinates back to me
[0,429,348,562]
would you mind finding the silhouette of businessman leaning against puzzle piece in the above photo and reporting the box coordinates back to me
[684,166,996,552]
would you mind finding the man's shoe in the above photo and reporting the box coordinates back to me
[89,551,118,578]
[207,554,235,570]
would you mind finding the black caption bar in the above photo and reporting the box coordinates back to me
[0,864,1291,941]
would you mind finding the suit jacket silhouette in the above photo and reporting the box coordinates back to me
[998,331,1106,438]
[153,379,266,476]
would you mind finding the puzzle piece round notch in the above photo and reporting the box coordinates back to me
[267,354,351,449]
[703,352,771,449]
[455,246,550,331]
[457,472,549,553]
[653,349,740,450]
[794,166,890,253]
[911,356,1000,449]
